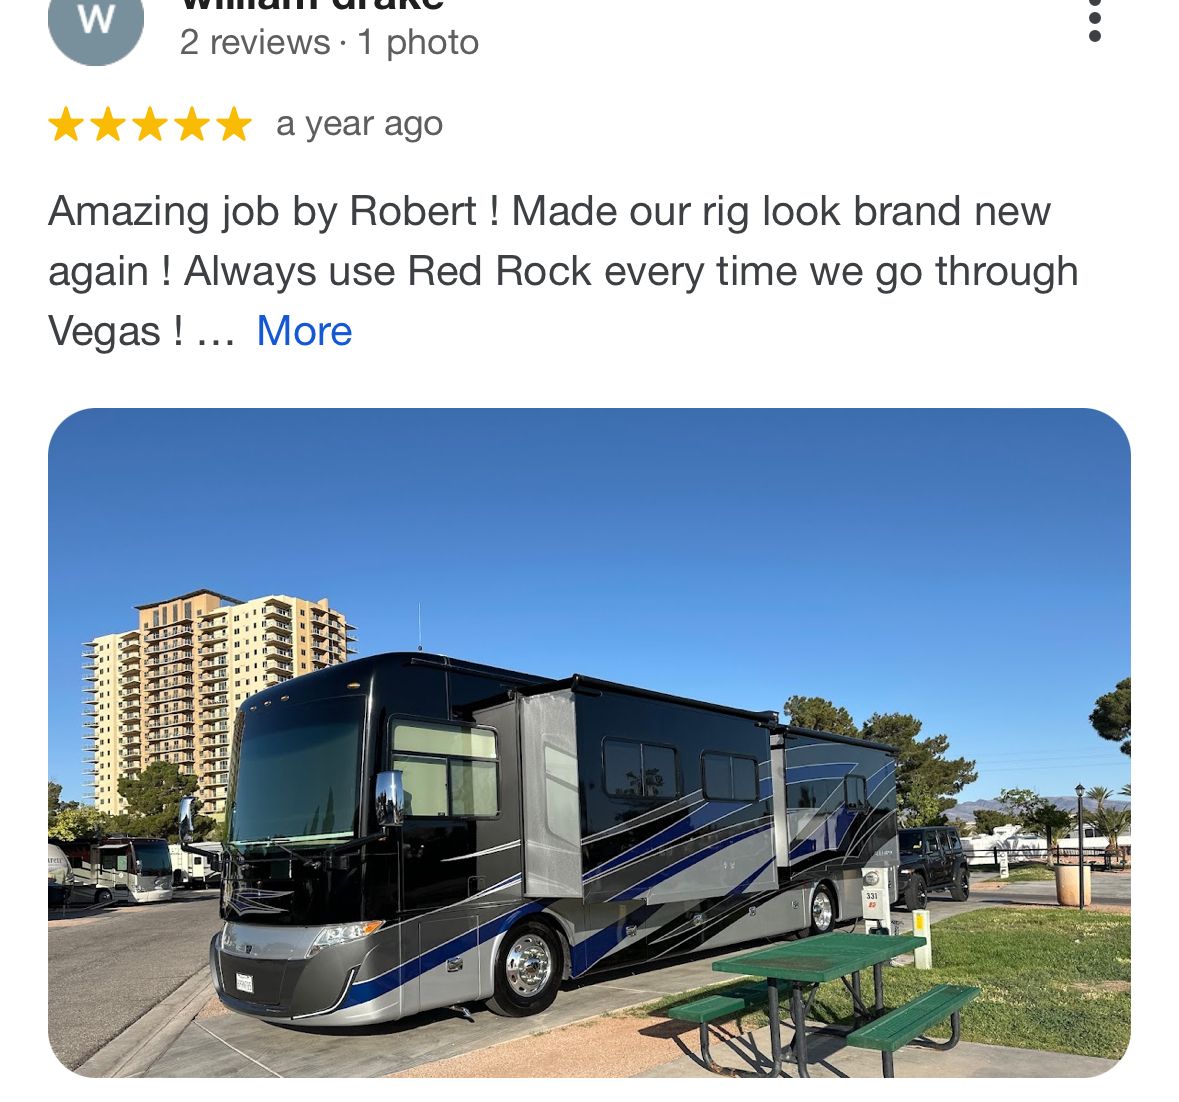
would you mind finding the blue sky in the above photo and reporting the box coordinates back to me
[49,409,1130,806]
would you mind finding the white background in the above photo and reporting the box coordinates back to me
[6,0,1173,1092]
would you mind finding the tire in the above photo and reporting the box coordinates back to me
[809,884,836,935]
[904,874,928,912]
[95,889,113,906]
[950,867,970,902]
[486,920,562,1017]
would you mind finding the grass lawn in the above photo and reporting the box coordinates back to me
[978,864,1058,882]
[634,907,1130,1061]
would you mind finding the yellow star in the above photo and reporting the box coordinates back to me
[133,107,167,141]
[50,106,84,141]
[174,107,210,141]
[217,106,251,142]
[91,106,125,141]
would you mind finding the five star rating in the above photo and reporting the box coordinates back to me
[50,107,251,142]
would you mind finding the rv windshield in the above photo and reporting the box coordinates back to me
[229,695,364,847]
[134,840,172,876]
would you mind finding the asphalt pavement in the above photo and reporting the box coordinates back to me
[48,890,223,1070]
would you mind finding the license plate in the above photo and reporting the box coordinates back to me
[236,973,254,994]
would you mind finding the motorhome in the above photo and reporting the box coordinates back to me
[48,843,72,907]
[53,837,174,905]
[170,842,222,889]
[184,653,898,1027]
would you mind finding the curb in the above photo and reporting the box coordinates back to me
[76,970,214,1078]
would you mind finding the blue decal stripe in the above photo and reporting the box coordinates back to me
[610,822,772,902]
[341,899,550,1010]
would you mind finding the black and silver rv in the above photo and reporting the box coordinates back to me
[181,653,898,1027]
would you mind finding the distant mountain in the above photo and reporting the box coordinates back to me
[946,796,1129,824]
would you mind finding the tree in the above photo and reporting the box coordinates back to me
[1095,806,1131,851]
[860,712,977,825]
[1085,785,1114,813]
[999,788,1072,865]
[49,780,63,815]
[1090,677,1130,756]
[972,809,1018,835]
[783,695,859,738]
[1119,783,1130,798]
[50,804,109,841]
[116,762,216,841]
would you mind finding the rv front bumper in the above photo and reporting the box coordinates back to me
[130,888,173,903]
[210,925,390,1023]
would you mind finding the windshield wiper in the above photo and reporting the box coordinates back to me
[263,836,323,870]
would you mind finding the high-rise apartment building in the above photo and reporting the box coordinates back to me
[83,590,356,817]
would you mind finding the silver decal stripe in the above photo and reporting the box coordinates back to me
[291,967,360,1019]
[440,840,522,863]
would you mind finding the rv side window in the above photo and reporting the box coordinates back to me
[702,752,759,802]
[603,738,680,800]
[391,720,500,819]
[788,779,839,809]
[844,774,869,810]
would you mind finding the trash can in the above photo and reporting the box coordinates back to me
[1055,863,1091,906]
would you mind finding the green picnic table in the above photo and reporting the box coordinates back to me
[712,931,928,1077]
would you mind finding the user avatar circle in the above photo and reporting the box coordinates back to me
[49,0,144,67]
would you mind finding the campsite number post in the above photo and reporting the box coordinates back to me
[861,868,892,933]
[997,849,1010,879]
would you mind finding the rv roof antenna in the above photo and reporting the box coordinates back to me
[417,603,423,652]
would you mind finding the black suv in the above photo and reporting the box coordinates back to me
[896,826,970,909]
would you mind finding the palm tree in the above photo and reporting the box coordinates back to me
[1086,785,1114,812]
[1096,806,1131,851]
[1119,783,1131,799]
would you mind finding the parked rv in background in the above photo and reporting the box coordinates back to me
[48,843,72,907]
[52,837,174,905]
[185,653,900,1029]
[961,823,1133,867]
[170,842,222,889]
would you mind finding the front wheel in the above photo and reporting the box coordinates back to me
[904,874,928,912]
[486,920,562,1017]
[950,868,970,902]
[95,888,113,906]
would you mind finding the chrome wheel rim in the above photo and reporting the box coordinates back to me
[812,891,833,930]
[505,934,552,998]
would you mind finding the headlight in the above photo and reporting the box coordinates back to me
[306,921,384,958]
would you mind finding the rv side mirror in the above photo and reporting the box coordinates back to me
[375,770,405,829]
[178,796,196,845]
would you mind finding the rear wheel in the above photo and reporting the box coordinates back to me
[950,867,970,902]
[904,874,928,912]
[486,920,562,1017]
[809,884,836,935]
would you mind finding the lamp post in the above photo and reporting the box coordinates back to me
[1075,784,1085,911]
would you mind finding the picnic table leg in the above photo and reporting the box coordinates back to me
[791,982,811,1078]
[766,977,783,1078]
[852,971,863,1022]
[873,962,894,1077]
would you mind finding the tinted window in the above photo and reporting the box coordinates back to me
[788,778,839,809]
[392,720,500,819]
[603,739,679,800]
[604,739,643,797]
[898,830,924,855]
[229,695,363,843]
[702,752,758,801]
[845,774,869,810]
[643,745,677,799]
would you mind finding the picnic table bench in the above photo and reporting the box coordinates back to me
[846,982,980,1077]
[666,983,769,1073]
